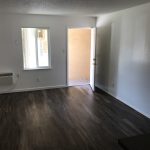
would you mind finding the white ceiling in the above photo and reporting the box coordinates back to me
[0,0,150,16]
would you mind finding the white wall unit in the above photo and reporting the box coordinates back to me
[96,2,150,118]
[0,14,96,93]
[0,73,13,85]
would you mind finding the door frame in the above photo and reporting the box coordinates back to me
[90,27,96,91]
[66,26,96,87]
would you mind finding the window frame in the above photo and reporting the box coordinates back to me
[21,27,52,71]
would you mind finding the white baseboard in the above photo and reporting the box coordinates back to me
[96,84,113,95]
[0,85,68,94]
[95,84,150,119]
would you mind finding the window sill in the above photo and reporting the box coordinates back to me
[23,67,52,71]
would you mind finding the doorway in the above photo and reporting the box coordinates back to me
[67,27,96,90]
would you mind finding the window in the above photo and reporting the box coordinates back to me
[21,28,50,70]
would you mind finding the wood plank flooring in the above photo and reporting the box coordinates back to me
[0,85,149,150]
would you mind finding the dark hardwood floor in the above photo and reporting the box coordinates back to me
[0,85,149,150]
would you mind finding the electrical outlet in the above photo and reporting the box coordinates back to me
[62,49,65,53]
[36,78,40,82]
[15,40,19,45]
[16,73,20,78]
[112,80,115,87]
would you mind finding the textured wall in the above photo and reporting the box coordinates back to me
[96,3,150,118]
[0,14,96,93]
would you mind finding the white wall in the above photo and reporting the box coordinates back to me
[0,14,96,93]
[96,3,150,118]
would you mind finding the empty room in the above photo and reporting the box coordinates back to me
[0,0,150,150]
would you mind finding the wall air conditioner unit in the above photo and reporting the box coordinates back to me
[0,73,14,86]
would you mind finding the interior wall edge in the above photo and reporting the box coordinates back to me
[95,84,150,119]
